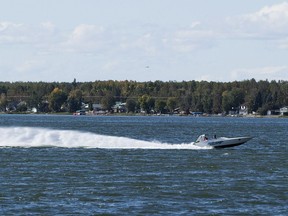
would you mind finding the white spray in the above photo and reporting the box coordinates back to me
[0,127,211,149]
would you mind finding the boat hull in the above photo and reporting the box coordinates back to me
[194,137,252,149]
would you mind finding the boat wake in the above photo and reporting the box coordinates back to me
[0,127,211,150]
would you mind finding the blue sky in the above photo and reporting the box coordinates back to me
[0,0,288,82]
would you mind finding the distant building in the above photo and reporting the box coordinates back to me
[92,103,106,115]
[81,102,89,110]
[228,110,237,116]
[74,110,86,115]
[239,105,248,116]
[31,107,37,113]
[280,106,288,116]
[228,107,238,116]
[112,102,126,113]
[92,103,102,111]
[191,111,203,116]
[267,109,280,116]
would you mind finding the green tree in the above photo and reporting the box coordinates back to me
[126,99,137,113]
[155,100,166,114]
[280,81,288,106]
[211,83,223,114]
[101,94,115,111]
[16,101,28,112]
[230,88,245,108]
[138,95,149,113]
[222,90,233,113]
[147,97,155,113]
[1,79,288,115]
[67,89,83,112]
[253,91,262,112]
[138,94,155,113]
[221,88,245,113]
[180,94,192,114]
[0,93,7,112]
[48,88,67,112]
[167,97,177,113]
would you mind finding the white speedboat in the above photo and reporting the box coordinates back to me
[193,134,252,149]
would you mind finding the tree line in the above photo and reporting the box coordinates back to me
[0,79,287,115]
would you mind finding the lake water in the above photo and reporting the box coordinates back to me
[0,115,287,215]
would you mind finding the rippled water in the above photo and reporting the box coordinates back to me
[0,115,287,215]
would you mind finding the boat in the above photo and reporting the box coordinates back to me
[193,134,252,149]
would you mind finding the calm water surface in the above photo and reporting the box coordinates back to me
[0,115,287,215]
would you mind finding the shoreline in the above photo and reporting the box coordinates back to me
[0,112,286,118]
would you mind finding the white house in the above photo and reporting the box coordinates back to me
[112,102,126,113]
[92,103,106,115]
[239,105,249,116]
[280,106,288,116]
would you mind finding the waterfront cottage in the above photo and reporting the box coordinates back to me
[239,105,249,116]
[280,106,288,116]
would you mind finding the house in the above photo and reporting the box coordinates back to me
[112,102,126,113]
[92,103,106,115]
[6,101,21,112]
[191,111,203,116]
[239,105,248,116]
[81,102,89,110]
[74,110,86,115]
[228,107,238,116]
[92,103,102,111]
[280,106,288,116]
[267,109,280,116]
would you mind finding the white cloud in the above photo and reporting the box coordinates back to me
[102,60,120,71]
[62,24,106,53]
[195,74,213,82]
[227,2,288,39]
[120,32,158,56]
[278,37,288,49]
[231,66,288,81]
[0,21,21,31]
[244,2,288,25]
[0,21,59,46]
[163,23,217,53]
[0,20,217,58]
[41,21,56,33]
[119,22,217,55]
[15,59,45,73]
[1,4,288,83]
[70,24,104,42]
[0,21,26,43]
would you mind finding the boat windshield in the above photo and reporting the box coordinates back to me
[196,134,208,142]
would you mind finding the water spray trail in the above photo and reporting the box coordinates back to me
[0,127,211,149]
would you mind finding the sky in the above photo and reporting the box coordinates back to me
[0,0,288,82]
